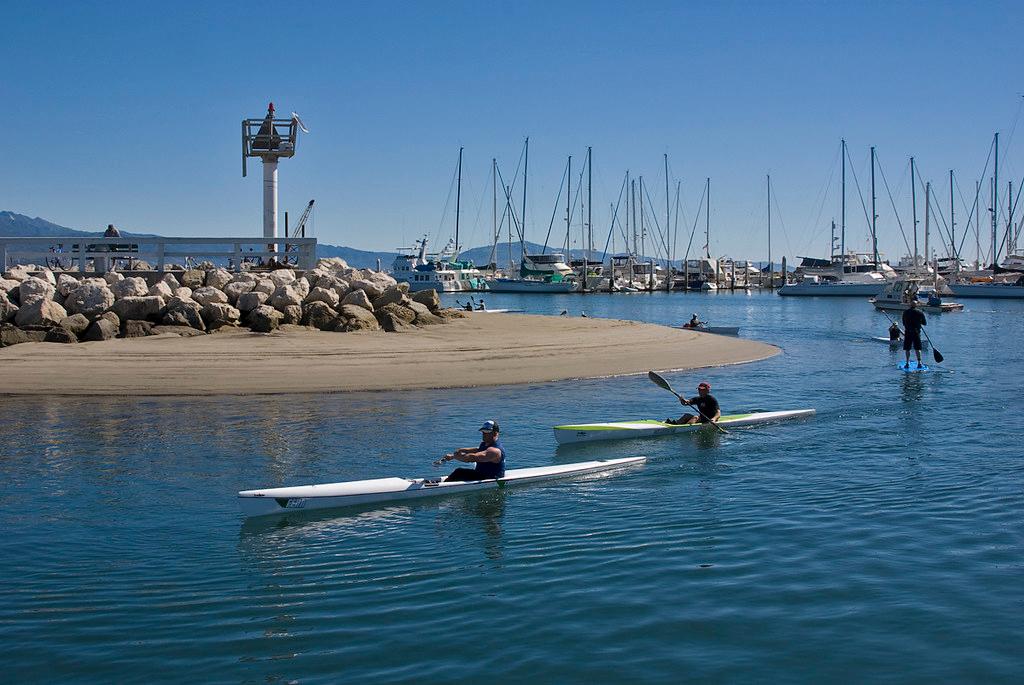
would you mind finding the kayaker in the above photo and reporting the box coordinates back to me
[927,291,942,307]
[888,322,902,342]
[901,300,927,366]
[438,420,506,481]
[684,313,702,329]
[666,381,721,425]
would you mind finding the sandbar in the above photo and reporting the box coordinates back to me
[0,314,779,396]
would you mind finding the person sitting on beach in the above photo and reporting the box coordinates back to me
[901,300,927,366]
[683,313,702,329]
[437,420,506,482]
[666,382,721,425]
[888,322,902,342]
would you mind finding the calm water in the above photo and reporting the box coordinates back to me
[3,291,1023,683]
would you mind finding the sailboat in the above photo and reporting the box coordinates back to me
[391,148,488,293]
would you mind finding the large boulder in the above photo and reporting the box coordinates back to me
[110,277,149,299]
[304,286,340,309]
[407,300,444,325]
[109,296,164,322]
[56,273,81,297]
[160,273,181,293]
[162,297,205,331]
[247,304,283,333]
[301,301,339,331]
[0,297,17,323]
[191,286,229,307]
[205,268,233,290]
[268,269,296,287]
[4,266,31,282]
[59,313,91,337]
[82,318,119,342]
[151,325,206,337]
[122,320,154,338]
[0,323,46,347]
[103,272,124,285]
[64,284,116,319]
[372,285,411,310]
[253,279,275,295]
[19,277,55,305]
[316,275,350,300]
[280,304,302,325]
[38,269,57,286]
[100,311,121,329]
[336,303,381,332]
[269,285,302,310]
[223,281,255,305]
[175,287,193,301]
[341,288,374,311]
[236,290,269,313]
[43,326,78,344]
[351,278,385,301]
[411,288,441,311]
[229,272,258,285]
[15,298,67,327]
[181,269,206,289]
[201,302,241,329]
[292,277,311,300]
[148,281,175,299]
[0,278,21,295]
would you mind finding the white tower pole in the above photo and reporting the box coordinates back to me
[263,158,278,254]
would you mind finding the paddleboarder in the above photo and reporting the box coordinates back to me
[666,381,721,425]
[901,300,927,367]
[438,420,506,481]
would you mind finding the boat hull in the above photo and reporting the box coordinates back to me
[674,325,740,336]
[778,283,886,296]
[946,283,1024,298]
[871,300,964,313]
[553,409,816,444]
[485,278,578,293]
[238,457,646,517]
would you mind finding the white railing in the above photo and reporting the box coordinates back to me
[0,236,317,273]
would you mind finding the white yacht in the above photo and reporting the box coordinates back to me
[392,238,488,293]
[486,253,578,293]
[778,253,895,296]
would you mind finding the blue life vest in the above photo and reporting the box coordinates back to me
[474,438,506,478]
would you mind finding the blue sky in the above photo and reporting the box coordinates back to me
[3,0,1022,263]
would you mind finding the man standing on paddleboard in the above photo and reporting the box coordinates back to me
[901,300,927,367]
[666,382,721,425]
[438,420,507,481]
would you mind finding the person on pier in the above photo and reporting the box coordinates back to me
[665,382,721,425]
[438,420,506,482]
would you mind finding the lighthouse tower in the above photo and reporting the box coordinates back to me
[242,102,305,256]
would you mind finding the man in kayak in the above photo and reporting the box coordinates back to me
[438,420,506,481]
[888,322,902,343]
[665,381,721,425]
[901,300,927,366]
[683,313,702,329]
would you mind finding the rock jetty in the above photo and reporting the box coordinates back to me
[0,258,463,347]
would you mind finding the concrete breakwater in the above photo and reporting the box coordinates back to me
[0,258,460,347]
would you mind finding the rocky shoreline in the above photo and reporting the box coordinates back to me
[0,258,461,347]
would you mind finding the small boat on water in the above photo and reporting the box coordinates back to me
[870,278,964,313]
[238,457,647,517]
[553,409,815,444]
[674,325,740,336]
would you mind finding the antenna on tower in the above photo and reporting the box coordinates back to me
[242,102,308,261]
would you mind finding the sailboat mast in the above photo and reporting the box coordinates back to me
[522,137,529,258]
[489,158,497,270]
[454,146,463,260]
[870,146,878,265]
[993,132,998,267]
[949,170,955,265]
[587,147,593,263]
[925,181,930,274]
[841,139,846,262]
[664,153,670,270]
[566,155,572,255]
[705,177,711,259]
[911,156,918,269]
[631,179,637,257]
[1009,180,1015,256]
[640,176,646,260]
[767,174,772,271]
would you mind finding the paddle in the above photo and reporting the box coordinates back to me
[647,371,728,434]
[433,453,454,467]
[878,309,943,364]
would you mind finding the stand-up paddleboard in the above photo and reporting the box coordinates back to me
[238,457,646,517]
[898,361,930,372]
[553,409,815,445]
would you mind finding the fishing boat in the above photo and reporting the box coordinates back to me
[238,457,647,517]
[553,409,815,444]
[870,278,964,313]
[392,238,488,293]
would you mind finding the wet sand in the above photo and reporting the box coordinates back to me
[0,314,779,396]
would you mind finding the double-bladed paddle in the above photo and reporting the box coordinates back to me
[647,371,728,434]
[879,309,943,364]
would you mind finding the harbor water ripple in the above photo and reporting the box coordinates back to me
[2,292,1023,683]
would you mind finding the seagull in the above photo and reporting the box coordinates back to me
[560,309,568,316]
[581,311,588,318]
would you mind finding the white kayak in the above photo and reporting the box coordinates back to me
[673,325,740,336]
[871,336,929,349]
[553,409,815,444]
[238,456,646,517]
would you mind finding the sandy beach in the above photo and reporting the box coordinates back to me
[0,313,778,396]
